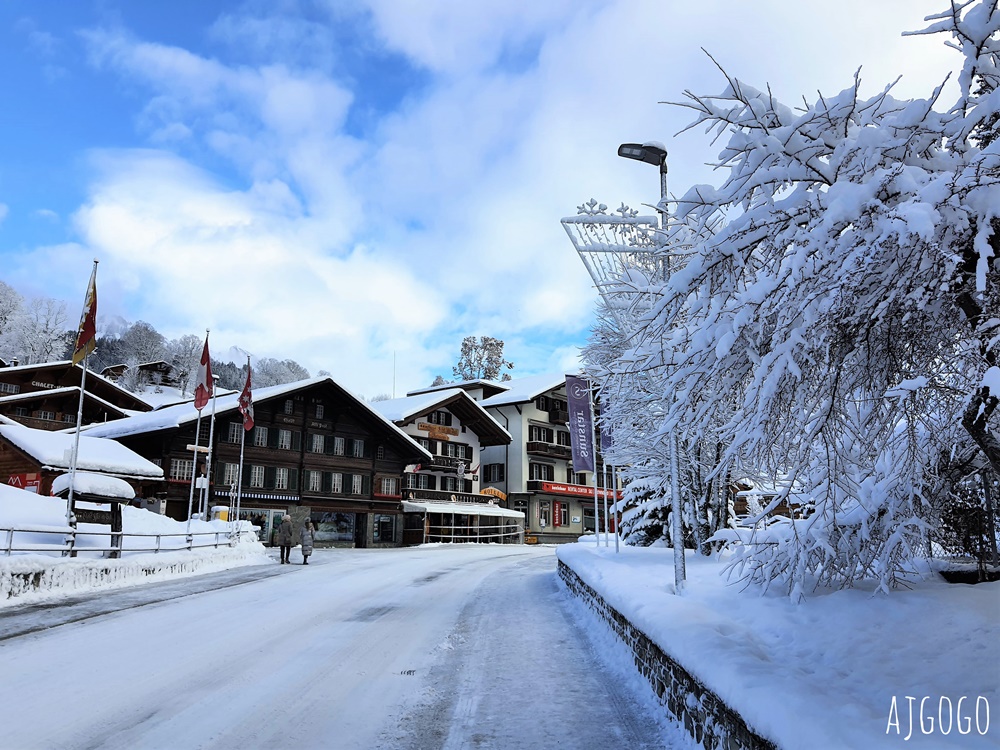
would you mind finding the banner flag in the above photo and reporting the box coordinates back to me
[193,334,213,411]
[565,375,595,473]
[71,262,98,366]
[238,364,254,431]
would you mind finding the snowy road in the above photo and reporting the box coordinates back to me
[0,545,687,750]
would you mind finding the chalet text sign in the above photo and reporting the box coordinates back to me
[31,381,57,389]
[418,423,459,440]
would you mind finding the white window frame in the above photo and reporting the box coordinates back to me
[381,477,398,496]
[278,429,292,450]
[283,399,294,415]
[275,467,289,490]
[223,463,239,486]
[250,465,265,487]
[171,458,194,481]
[333,436,345,456]
[316,404,324,419]
[308,470,322,492]
[310,433,324,453]
[254,426,268,447]
[352,439,365,458]
[331,473,343,494]
[351,474,363,495]
[227,422,242,443]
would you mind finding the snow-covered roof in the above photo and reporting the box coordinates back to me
[369,389,511,445]
[480,373,571,407]
[402,500,524,519]
[0,424,164,480]
[407,378,510,398]
[51,471,136,500]
[82,376,432,462]
[0,385,138,418]
[0,360,153,409]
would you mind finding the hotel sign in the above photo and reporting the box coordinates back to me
[537,482,621,500]
[418,422,459,441]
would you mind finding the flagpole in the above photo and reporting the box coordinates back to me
[186,410,202,530]
[603,460,610,548]
[612,465,620,554]
[201,374,219,519]
[65,259,98,555]
[235,357,253,538]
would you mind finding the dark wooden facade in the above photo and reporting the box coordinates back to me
[0,361,152,431]
[94,378,430,548]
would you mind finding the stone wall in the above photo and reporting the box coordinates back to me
[559,560,778,750]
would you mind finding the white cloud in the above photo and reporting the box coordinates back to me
[0,204,8,225]
[36,0,961,397]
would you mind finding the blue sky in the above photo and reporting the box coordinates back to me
[0,0,957,397]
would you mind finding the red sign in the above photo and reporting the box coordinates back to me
[8,473,41,493]
[538,482,620,500]
[553,501,562,527]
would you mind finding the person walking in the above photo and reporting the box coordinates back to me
[277,514,293,564]
[300,519,315,565]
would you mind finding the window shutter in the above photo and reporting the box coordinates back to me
[267,429,279,449]
[243,464,251,484]
[289,469,299,491]
[292,431,301,451]
[362,474,371,496]
[322,472,332,493]
[345,438,354,457]
[323,435,333,454]
[264,467,276,489]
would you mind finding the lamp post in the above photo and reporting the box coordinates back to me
[617,141,686,592]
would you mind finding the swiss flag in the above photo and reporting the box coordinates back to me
[71,263,98,366]
[193,335,213,411]
[238,365,254,431]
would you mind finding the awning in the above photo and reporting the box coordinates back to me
[402,500,524,519]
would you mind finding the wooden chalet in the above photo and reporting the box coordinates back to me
[83,376,432,548]
[0,423,164,499]
[101,360,181,388]
[0,361,152,431]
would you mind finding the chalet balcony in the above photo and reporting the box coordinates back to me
[402,488,489,505]
[526,441,572,460]
[425,455,466,471]
[548,408,569,425]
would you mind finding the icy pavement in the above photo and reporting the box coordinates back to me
[0,544,692,750]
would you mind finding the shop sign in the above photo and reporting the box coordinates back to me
[538,481,620,500]
[7,473,41,493]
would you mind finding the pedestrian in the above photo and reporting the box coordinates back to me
[277,514,293,564]
[300,519,315,565]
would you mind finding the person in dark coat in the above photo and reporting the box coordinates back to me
[276,514,293,564]
[300,519,315,565]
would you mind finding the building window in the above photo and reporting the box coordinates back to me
[427,410,452,426]
[417,474,435,490]
[283,399,294,415]
[405,473,418,489]
[535,396,549,411]
[61,414,76,424]
[307,434,322,453]
[484,464,505,482]
[331,472,343,494]
[441,475,460,492]
[529,425,554,443]
[315,404,324,419]
[222,463,239,486]
[381,477,398,496]
[539,501,551,527]
[558,502,569,526]
[351,474,363,495]
[278,429,292,450]
[333,436,345,456]
[227,422,241,443]
[250,465,265,487]
[352,439,365,458]
[170,458,194,481]
[567,467,575,483]
[373,514,395,542]
[575,472,587,485]
[0,382,19,395]
[254,426,268,447]
[557,431,571,446]
[275,468,289,490]
[529,463,554,481]
[308,470,322,492]
[376,445,385,460]
[38,410,55,421]
[14,406,28,417]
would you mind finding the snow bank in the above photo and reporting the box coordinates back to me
[558,542,998,749]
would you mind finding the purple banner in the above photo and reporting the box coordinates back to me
[566,375,595,473]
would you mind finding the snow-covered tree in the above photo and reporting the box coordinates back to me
[587,1,999,596]
[452,336,514,381]
[13,297,71,364]
[167,334,204,396]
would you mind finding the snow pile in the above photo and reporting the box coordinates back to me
[0,482,272,606]
[558,542,998,749]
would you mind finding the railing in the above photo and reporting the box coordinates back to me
[2,523,243,558]
[424,521,523,544]
[526,441,572,459]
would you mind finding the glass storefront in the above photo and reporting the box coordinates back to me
[313,511,355,543]
[373,513,395,543]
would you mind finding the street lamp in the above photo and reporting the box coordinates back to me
[617,139,686,592]
[618,142,668,223]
